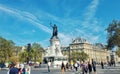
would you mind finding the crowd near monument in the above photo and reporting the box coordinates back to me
[43,24,67,67]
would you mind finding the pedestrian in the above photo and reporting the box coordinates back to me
[113,60,115,67]
[39,62,41,68]
[74,61,79,72]
[81,61,85,74]
[70,61,73,70]
[61,62,65,74]
[7,62,13,74]
[92,59,97,74]
[79,61,82,74]
[81,61,88,74]
[101,61,104,69]
[88,61,92,74]
[18,64,24,74]
[21,64,31,74]
[47,61,51,72]
[66,62,69,71]
[9,62,19,74]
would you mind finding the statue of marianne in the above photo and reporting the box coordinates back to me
[51,24,58,37]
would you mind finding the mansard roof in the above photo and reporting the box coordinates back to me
[72,37,89,44]
[95,43,106,49]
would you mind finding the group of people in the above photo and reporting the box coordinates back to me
[73,59,97,74]
[100,59,116,69]
[60,59,97,74]
[107,59,116,67]
[7,62,30,74]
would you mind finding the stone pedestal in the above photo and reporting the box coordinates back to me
[44,36,67,67]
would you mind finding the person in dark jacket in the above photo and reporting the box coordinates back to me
[88,61,92,74]
[101,61,104,69]
[9,62,19,74]
[92,59,97,74]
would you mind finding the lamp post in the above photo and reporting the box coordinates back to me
[68,47,70,63]
[111,51,114,61]
[27,43,31,64]
[95,50,97,62]
[93,44,97,62]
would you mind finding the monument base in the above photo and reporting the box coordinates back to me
[43,55,67,68]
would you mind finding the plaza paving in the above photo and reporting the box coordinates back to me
[0,64,120,74]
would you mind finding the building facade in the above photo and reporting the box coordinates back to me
[62,37,110,63]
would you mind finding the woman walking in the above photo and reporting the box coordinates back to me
[61,62,65,74]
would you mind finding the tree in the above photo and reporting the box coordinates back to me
[70,51,89,61]
[106,20,120,50]
[116,47,120,57]
[19,43,44,63]
[63,51,68,56]
[14,46,22,56]
[79,51,89,61]
[70,51,76,60]
[19,50,29,62]
[31,43,44,62]
[0,36,15,62]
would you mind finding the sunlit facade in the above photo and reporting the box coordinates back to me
[62,37,110,63]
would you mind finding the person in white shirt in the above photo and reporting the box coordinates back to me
[74,61,79,72]
[47,61,51,72]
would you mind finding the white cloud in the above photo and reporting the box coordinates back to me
[72,0,104,44]
[90,36,99,42]
[59,33,73,46]
[32,29,36,32]
[0,0,106,47]
[0,4,72,46]
[0,4,51,34]
[32,0,102,45]
[76,29,100,43]
[82,0,99,28]
[84,0,99,19]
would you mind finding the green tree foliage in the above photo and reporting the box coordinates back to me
[116,47,120,57]
[0,36,15,62]
[31,43,44,62]
[106,20,120,50]
[19,43,44,63]
[19,50,29,62]
[14,46,22,56]
[71,51,89,61]
[63,51,68,56]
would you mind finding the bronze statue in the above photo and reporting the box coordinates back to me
[50,23,58,37]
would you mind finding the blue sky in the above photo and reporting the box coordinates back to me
[0,0,120,48]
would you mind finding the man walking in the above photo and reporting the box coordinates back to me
[47,61,51,72]
[92,59,97,74]
[101,61,104,69]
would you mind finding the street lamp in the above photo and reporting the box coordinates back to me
[111,51,114,61]
[93,44,97,62]
[27,43,31,64]
[68,47,70,63]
